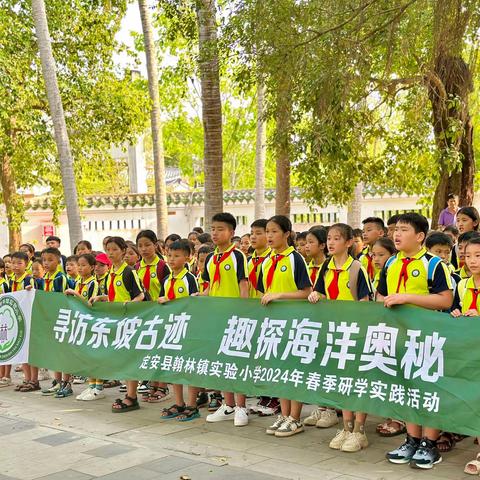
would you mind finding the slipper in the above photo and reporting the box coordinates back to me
[464,453,480,475]
[377,420,406,438]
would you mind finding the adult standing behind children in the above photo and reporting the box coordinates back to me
[437,194,458,230]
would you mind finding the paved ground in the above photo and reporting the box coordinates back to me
[0,375,477,480]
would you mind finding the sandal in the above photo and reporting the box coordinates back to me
[19,381,41,392]
[160,404,185,419]
[464,453,480,475]
[377,419,406,437]
[437,432,456,453]
[146,387,170,403]
[141,386,158,401]
[103,380,120,389]
[111,395,140,413]
[14,381,28,392]
[177,406,200,422]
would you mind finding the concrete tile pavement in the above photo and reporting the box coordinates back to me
[0,377,477,479]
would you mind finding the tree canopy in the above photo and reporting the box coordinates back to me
[0,0,149,247]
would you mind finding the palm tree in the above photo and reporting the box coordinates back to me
[138,0,168,240]
[196,0,223,230]
[255,79,267,219]
[31,0,82,248]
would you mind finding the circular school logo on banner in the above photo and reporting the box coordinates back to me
[0,296,26,362]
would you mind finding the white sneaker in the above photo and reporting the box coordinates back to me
[82,388,105,401]
[304,407,325,426]
[341,432,368,452]
[266,415,287,435]
[93,388,105,399]
[234,406,248,427]
[274,416,304,437]
[316,408,338,428]
[329,429,351,450]
[206,404,235,423]
[76,387,92,401]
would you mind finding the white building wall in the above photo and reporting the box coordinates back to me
[7,192,431,254]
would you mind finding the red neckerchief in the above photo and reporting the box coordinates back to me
[249,252,268,290]
[211,244,235,287]
[266,254,285,290]
[396,258,414,293]
[327,269,341,299]
[108,273,116,301]
[310,266,320,284]
[365,252,375,280]
[167,278,176,300]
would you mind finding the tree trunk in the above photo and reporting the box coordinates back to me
[0,153,22,251]
[32,0,82,248]
[430,1,475,228]
[138,0,169,240]
[255,79,267,219]
[196,0,223,231]
[429,55,474,227]
[274,80,292,216]
[347,183,363,228]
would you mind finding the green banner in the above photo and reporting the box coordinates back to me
[24,290,480,436]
